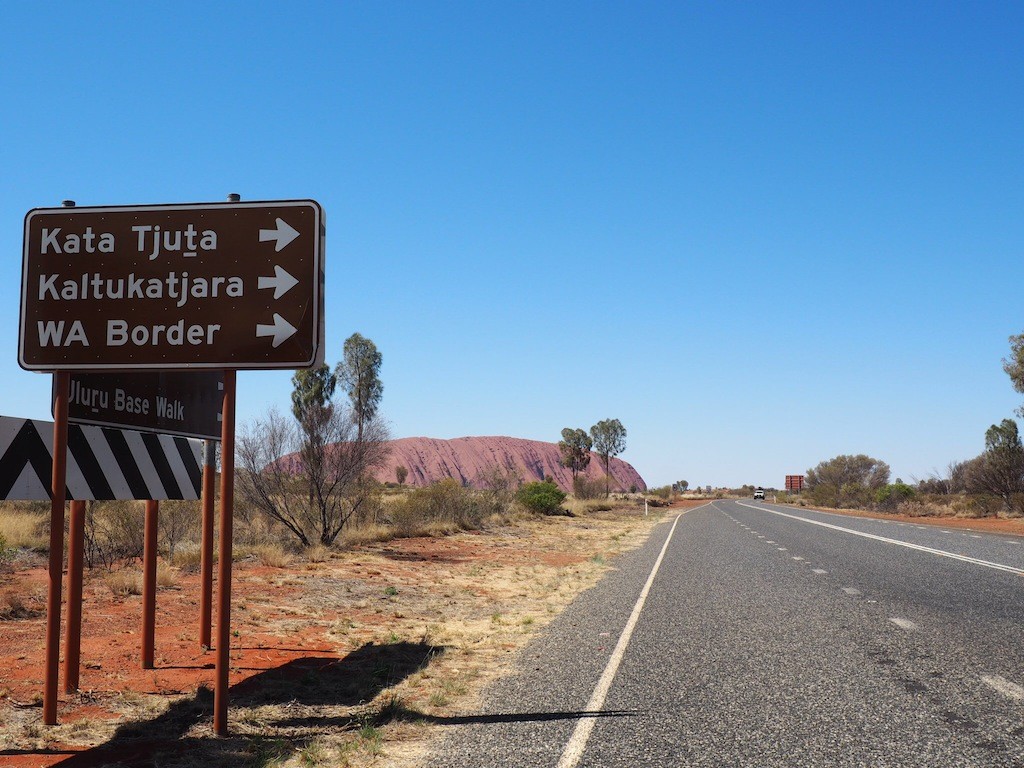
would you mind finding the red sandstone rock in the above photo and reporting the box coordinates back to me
[375,436,646,493]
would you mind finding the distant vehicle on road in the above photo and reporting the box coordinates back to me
[753,487,765,500]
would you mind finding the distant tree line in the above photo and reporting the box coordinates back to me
[799,333,1024,517]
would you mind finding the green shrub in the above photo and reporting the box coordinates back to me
[875,482,916,511]
[647,485,672,500]
[516,481,567,515]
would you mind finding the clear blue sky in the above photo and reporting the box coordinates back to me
[1,2,1022,488]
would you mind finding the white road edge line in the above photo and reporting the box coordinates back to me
[556,504,702,768]
[735,501,1024,576]
[890,617,919,631]
[982,675,1024,701]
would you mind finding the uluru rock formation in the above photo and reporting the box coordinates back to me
[374,436,646,493]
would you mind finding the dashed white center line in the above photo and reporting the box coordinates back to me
[736,502,1024,576]
[889,617,919,631]
[812,568,828,574]
[778,547,787,551]
[792,556,804,561]
[982,675,1024,702]
[842,587,862,596]
[766,540,775,544]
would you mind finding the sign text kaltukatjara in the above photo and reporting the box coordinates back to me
[19,200,324,370]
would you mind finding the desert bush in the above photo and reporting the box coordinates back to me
[646,485,673,500]
[170,546,204,573]
[85,501,144,570]
[963,494,1005,518]
[476,465,521,516]
[388,479,486,536]
[875,482,916,512]
[158,500,200,561]
[237,406,391,547]
[562,498,615,516]
[515,481,567,515]
[572,476,606,500]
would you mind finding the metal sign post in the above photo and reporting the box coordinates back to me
[200,440,216,649]
[63,500,86,693]
[43,371,69,725]
[214,370,236,736]
[142,500,159,669]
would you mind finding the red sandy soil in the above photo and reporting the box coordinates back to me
[0,524,612,768]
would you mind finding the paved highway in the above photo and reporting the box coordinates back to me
[429,500,1024,767]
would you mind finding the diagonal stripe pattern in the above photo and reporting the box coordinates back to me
[0,416,203,500]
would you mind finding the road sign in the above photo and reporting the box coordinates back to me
[0,415,202,500]
[59,371,223,440]
[19,199,324,371]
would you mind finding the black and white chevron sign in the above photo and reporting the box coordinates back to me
[0,416,203,501]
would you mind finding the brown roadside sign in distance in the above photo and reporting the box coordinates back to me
[19,199,324,370]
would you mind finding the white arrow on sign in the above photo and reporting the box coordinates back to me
[256,314,298,348]
[259,218,300,252]
[257,265,299,299]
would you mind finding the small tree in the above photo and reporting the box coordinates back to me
[967,419,1024,514]
[590,419,627,497]
[805,454,890,508]
[395,465,408,486]
[336,333,383,441]
[558,427,592,481]
[237,406,391,546]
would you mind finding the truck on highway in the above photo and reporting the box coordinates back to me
[753,487,765,500]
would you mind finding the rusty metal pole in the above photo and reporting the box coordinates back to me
[199,440,216,649]
[44,369,70,725]
[63,500,86,693]
[142,500,159,669]
[214,369,236,736]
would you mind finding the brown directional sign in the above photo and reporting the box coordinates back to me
[58,371,224,440]
[19,199,324,370]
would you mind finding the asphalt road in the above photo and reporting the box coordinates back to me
[429,500,1024,767]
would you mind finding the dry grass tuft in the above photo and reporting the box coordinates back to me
[252,544,293,568]
[169,546,204,573]
[0,591,42,620]
[0,507,49,550]
[105,569,143,596]
[156,562,178,588]
[340,524,394,547]
[305,544,331,563]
